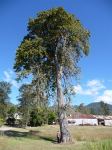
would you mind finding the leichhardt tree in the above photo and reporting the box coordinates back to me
[14,7,90,143]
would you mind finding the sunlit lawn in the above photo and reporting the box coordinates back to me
[0,125,112,150]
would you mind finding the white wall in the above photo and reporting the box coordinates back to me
[105,120,112,126]
[68,119,98,126]
[14,113,21,120]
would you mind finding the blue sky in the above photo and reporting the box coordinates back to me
[0,0,112,105]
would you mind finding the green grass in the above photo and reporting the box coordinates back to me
[86,140,112,150]
[0,125,112,150]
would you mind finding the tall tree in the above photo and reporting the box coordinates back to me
[0,81,11,118]
[14,7,90,143]
[18,84,34,127]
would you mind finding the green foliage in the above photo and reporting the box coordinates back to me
[100,101,110,115]
[14,7,90,94]
[29,107,57,126]
[14,38,46,77]
[90,107,96,115]
[30,107,48,126]
[76,103,90,114]
[6,105,17,126]
[48,110,57,125]
[0,117,4,127]
[18,84,34,127]
[0,81,11,104]
[7,105,17,117]
[18,83,57,127]
[0,81,11,119]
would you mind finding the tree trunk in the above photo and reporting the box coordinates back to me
[55,36,72,143]
[56,66,71,143]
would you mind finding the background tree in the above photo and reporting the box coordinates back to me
[14,7,90,143]
[90,107,96,115]
[6,104,17,126]
[7,105,17,118]
[0,81,11,119]
[18,84,34,127]
[100,101,110,115]
[76,103,90,114]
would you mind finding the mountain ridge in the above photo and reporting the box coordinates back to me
[86,102,112,114]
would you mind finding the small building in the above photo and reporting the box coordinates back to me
[105,120,112,126]
[14,113,22,120]
[6,113,22,126]
[68,113,98,126]
[68,113,112,126]
[94,115,112,126]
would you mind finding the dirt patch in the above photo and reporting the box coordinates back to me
[0,126,12,131]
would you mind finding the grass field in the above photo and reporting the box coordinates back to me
[0,125,112,150]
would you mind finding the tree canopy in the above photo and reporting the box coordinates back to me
[14,7,90,87]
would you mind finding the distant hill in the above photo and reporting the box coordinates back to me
[51,102,112,115]
[86,102,112,115]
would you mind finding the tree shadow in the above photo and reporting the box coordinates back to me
[38,135,57,143]
[3,130,28,137]
[0,130,57,143]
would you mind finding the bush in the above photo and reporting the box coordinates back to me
[6,117,15,126]
[29,107,57,126]
[30,107,48,126]
[48,111,57,125]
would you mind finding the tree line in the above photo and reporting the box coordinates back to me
[0,80,110,128]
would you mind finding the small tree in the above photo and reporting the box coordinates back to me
[14,7,90,143]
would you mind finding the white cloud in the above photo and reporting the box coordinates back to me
[73,79,105,96]
[3,70,20,88]
[96,90,112,104]
[87,79,105,90]
[73,84,98,96]
[87,79,105,95]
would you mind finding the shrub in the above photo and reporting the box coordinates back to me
[48,111,57,125]
[30,107,48,126]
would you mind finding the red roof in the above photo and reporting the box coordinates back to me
[68,113,96,119]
